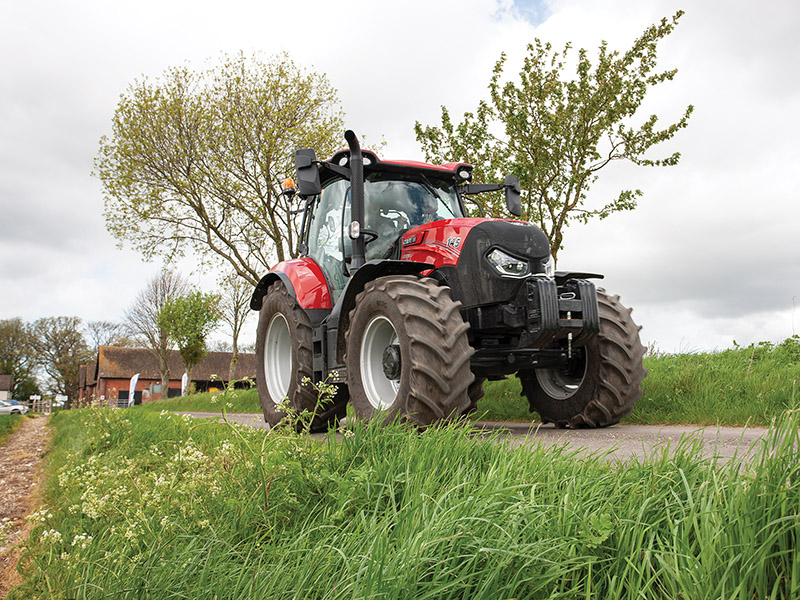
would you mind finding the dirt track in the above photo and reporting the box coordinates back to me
[0,416,50,598]
[183,412,770,462]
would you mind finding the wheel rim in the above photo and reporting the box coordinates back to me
[264,313,292,403]
[360,316,400,410]
[535,351,587,400]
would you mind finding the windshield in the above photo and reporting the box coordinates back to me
[364,173,464,228]
[303,173,466,297]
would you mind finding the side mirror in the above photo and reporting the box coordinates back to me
[504,174,522,217]
[295,149,321,196]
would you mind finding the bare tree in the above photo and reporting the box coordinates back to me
[86,320,133,359]
[125,271,189,392]
[217,272,252,382]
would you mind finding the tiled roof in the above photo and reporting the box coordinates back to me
[96,346,256,382]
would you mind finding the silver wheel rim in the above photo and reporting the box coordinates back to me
[535,353,587,400]
[264,313,292,404]
[360,316,400,410]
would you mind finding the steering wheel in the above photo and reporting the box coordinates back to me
[361,229,379,245]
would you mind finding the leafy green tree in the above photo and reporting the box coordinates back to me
[96,52,345,284]
[0,317,40,399]
[415,11,693,264]
[158,292,220,393]
[27,316,93,406]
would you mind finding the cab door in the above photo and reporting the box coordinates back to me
[304,178,350,303]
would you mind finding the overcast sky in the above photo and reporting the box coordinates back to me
[1,0,798,354]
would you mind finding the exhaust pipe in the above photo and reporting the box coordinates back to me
[345,130,366,270]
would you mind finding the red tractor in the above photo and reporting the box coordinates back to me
[251,131,646,430]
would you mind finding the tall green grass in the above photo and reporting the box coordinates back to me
[0,413,24,446]
[474,337,800,426]
[12,401,800,599]
[629,337,800,426]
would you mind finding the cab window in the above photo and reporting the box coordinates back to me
[306,179,349,302]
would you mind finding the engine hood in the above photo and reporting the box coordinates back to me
[431,219,553,308]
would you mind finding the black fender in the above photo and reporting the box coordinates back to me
[554,270,604,285]
[330,259,434,363]
[250,272,295,311]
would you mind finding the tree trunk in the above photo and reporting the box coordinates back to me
[159,356,170,398]
[228,340,239,385]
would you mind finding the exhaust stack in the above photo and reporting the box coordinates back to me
[345,129,366,270]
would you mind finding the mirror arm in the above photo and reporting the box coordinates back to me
[320,162,351,180]
[458,183,504,195]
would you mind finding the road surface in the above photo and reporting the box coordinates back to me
[180,412,769,462]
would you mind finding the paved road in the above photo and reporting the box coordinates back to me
[180,412,769,463]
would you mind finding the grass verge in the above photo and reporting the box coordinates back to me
[473,337,800,426]
[0,413,24,446]
[139,387,260,414]
[11,404,800,599]
[137,337,799,427]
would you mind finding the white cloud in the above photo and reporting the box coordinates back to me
[1,0,798,354]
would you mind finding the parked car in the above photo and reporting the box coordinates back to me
[0,400,28,415]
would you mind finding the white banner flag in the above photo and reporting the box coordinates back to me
[128,373,140,407]
[181,372,188,397]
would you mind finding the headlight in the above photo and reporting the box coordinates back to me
[486,248,530,278]
[542,255,555,277]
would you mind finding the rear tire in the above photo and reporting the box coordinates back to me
[345,275,474,426]
[462,377,486,415]
[518,289,647,428]
[255,282,345,432]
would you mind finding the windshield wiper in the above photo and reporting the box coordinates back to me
[417,173,442,202]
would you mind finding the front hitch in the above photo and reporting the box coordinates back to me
[523,276,600,347]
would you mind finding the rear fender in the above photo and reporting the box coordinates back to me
[250,258,332,312]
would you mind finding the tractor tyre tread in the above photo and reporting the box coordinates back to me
[519,288,647,428]
[256,282,346,432]
[461,377,486,415]
[345,275,474,426]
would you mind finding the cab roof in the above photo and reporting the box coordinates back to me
[320,148,473,186]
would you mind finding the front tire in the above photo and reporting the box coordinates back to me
[255,282,345,432]
[518,289,647,428]
[345,275,474,426]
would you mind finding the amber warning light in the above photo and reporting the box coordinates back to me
[282,177,296,198]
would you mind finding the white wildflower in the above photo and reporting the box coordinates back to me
[41,529,62,543]
[71,533,93,549]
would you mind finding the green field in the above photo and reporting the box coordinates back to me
[143,337,800,427]
[11,402,800,599]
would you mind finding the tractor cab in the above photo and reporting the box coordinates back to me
[300,167,466,302]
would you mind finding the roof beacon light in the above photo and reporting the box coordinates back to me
[282,177,296,198]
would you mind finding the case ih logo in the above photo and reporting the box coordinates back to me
[446,236,462,248]
[402,235,417,246]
